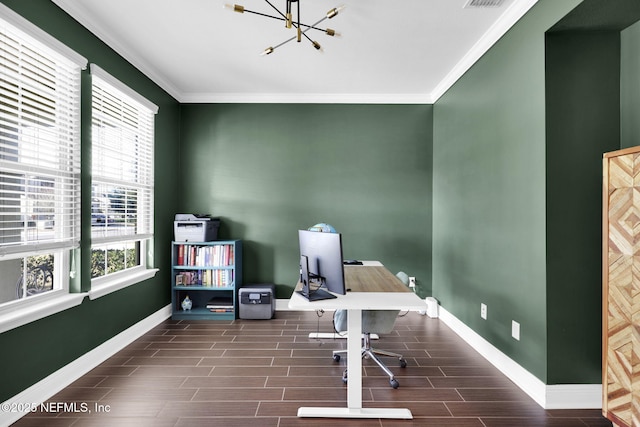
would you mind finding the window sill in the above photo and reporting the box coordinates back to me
[0,269,159,333]
[89,268,159,300]
[0,292,87,334]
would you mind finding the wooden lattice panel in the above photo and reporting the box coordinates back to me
[604,148,640,427]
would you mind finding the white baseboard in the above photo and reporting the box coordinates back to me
[438,307,601,409]
[544,384,602,409]
[1,304,171,426]
[276,298,297,311]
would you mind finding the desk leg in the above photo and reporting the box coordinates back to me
[297,307,413,419]
[347,308,363,409]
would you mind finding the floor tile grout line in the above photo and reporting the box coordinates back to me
[16,313,612,426]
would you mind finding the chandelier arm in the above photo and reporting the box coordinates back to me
[263,0,287,20]
[297,0,301,38]
[240,3,335,33]
[273,35,297,50]
[241,11,328,34]
[303,25,329,32]
[241,10,328,33]
[269,33,314,53]
[298,16,330,33]
[264,23,316,54]
[242,8,287,23]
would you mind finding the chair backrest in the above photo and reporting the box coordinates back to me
[396,271,410,286]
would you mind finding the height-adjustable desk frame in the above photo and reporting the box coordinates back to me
[288,261,425,419]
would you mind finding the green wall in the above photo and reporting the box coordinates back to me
[545,31,620,384]
[432,0,581,382]
[3,0,634,406]
[622,21,640,149]
[0,0,180,402]
[179,104,433,298]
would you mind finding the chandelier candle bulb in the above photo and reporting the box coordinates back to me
[327,6,344,19]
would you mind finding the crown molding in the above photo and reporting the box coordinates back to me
[430,0,539,102]
[179,92,435,104]
[51,0,182,101]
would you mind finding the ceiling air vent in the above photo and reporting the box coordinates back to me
[463,0,505,8]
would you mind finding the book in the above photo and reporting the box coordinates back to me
[210,308,234,313]
[177,245,184,265]
[206,296,233,309]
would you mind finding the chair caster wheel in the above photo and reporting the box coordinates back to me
[333,354,341,362]
[342,369,348,383]
[390,379,399,389]
[400,358,407,368]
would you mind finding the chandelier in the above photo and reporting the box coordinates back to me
[225,1,344,55]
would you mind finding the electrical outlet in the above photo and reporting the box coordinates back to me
[512,320,520,340]
[409,276,416,289]
[480,303,487,320]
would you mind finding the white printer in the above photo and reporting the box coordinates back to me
[174,214,220,242]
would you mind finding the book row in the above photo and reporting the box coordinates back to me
[175,269,234,287]
[176,244,235,267]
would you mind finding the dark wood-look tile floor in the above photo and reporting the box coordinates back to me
[13,311,612,427]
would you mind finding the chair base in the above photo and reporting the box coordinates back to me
[332,334,406,388]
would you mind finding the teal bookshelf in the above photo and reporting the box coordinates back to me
[171,240,242,320]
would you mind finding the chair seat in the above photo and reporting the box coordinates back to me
[333,309,400,335]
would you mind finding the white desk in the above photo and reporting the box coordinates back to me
[288,262,425,419]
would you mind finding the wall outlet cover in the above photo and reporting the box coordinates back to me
[512,320,520,340]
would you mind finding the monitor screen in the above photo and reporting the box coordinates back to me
[298,229,346,301]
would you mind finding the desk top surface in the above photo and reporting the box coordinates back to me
[288,263,422,311]
[344,265,412,293]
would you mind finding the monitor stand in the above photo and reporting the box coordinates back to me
[296,288,337,301]
[298,255,337,301]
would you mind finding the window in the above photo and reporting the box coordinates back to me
[0,4,85,309]
[90,65,157,291]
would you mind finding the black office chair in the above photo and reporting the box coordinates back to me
[331,272,409,389]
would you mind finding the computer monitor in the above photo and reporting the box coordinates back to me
[297,229,346,301]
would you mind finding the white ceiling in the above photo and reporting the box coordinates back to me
[51,0,539,104]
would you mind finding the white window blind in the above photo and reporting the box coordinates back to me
[0,6,84,256]
[90,65,156,245]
